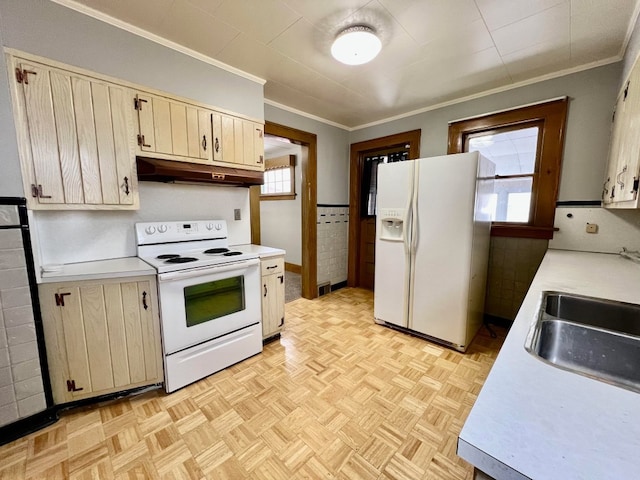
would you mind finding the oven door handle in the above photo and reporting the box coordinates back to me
[158,258,260,282]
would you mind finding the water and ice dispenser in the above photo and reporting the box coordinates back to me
[378,208,405,241]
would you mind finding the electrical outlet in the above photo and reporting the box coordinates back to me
[234,209,241,221]
[586,223,598,234]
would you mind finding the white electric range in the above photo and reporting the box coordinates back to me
[136,219,262,392]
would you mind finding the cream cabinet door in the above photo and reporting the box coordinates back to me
[135,93,213,164]
[211,112,238,164]
[14,61,137,209]
[261,257,285,339]
[40,277,162,404]
[242,120,265,169]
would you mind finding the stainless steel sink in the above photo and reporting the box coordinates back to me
[526,292,640,393]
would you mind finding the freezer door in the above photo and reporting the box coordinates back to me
[409,153,480,348]
[373,160,414,327]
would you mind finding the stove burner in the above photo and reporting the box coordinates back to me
[223,251,243,256]
[157,254,180,259]
[204,248,230,254]
[165,257,198,264]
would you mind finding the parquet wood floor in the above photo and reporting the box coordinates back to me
[0,288,506,480]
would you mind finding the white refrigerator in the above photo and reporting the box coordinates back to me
[373,151,494,352]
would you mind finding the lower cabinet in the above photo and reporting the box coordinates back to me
[39,276,163,404]
[261,256,285,339]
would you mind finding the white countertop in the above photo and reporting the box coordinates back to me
[39,257,156,283]
[232,244,285,259]
[459,249,640,480]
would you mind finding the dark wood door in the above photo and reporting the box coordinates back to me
[358,218,376,290]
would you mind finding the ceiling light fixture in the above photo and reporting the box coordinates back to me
[331,25,381,66]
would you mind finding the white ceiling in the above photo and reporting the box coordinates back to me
[60,0,639,128]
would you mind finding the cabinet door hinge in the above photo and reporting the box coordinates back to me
[278,275,284,284]
[279,317,284,327]
[133,96,147,111]
[66,379,83,392]
[15,68,37,84]
[55,292,71,306]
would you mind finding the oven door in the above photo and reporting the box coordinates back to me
[157,258,261,354]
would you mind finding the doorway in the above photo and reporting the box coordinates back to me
[347,130,421,289]
[250,121,318,299]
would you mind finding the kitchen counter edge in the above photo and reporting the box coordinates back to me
[458,249,640,480]
[39,257,156,284]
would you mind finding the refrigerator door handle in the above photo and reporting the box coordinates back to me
[410,161,420,255]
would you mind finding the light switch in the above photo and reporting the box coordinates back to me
[586,223,598,234]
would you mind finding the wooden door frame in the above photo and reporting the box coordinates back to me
[347,130,422,287]
[250,121,318,299]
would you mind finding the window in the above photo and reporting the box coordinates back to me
[448,98,568,239]
[260,155,296,200]
[361,149,409,216]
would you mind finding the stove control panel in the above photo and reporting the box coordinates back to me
[136,219,228,246]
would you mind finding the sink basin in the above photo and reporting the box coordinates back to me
[545,293,640,336]
[526,292,640,393]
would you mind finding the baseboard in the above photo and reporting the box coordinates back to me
[285,262,301,274]
[331,281,347,291]
[483,314,513,329]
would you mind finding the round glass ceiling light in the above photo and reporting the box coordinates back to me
[331,25,382,65]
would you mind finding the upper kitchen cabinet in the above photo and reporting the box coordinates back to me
[134,93,213,164]
[210,113,264,170]
[7,53,139,210]
[134,93,264,171]
[603,54,640,208]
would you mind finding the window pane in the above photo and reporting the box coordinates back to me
[489,177,533,222]
[468,126,539,175]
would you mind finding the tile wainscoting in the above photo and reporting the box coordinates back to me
[484,237,548,321]
[317,205,349,287]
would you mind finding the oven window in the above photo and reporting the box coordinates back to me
[184,276,245,327]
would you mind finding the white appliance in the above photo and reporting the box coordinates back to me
[136,220,262,392]
[374,151,494,352]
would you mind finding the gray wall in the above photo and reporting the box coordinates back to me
[260,145,303,265]
[350,63,621,203]
[0,0,264,267]
[264,104,350,204]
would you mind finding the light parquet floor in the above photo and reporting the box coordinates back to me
[0,288,507,480]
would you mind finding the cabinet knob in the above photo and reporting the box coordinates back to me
[215,137,220,153]
[202,135,207,151]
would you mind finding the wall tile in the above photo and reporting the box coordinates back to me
[485,237,548,320]
[11,358,41,382]
[6,324,36,346]
[0,347,9,369]
[9,341,39,364]
[1,286,31,309]
[18,392,46,417]
[0,249,26,270]
[3,305,34,328]
[14,375,43,400]
[0,366,13,388]
[0,230,22,250]
[0,268,28,290]
[317,206,349,285]
[0,402,19,427]
[0,384,15,407]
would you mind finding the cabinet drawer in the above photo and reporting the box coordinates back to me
[261,257,284,276]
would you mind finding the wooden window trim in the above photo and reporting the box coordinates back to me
[260,194,296,201]
[448,98,568,239]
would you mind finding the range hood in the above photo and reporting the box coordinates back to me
[136,157,264,187]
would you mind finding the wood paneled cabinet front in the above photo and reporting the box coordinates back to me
[39,276,163,405]
[134,93,213,164]
[211,113,265,169]
[603,55,640,208]
[9,56,138,210]
[261,256,285,339]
